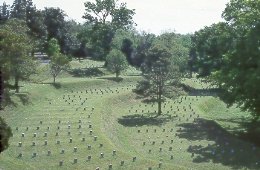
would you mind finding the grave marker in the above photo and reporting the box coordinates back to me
[159,162,162,168]
[88,155,91,161]
[18,142,22,147]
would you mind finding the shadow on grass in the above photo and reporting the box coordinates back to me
[97,77,123,82]
[118,113,174,127]
[2,93,17,108]
[51,83,61,89]
[237,121,260,148]
[177,118,260,169]
[216,118,260,147]
[38,82,61,89]
[16,93,30,105]
[181,84,222,96]
[69,67,104,77]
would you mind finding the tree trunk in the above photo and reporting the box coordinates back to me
[157,78,162,116]
[14,75,19,93]
[158,92,162,115]
[53,75,56,84]
[116,71,119,78]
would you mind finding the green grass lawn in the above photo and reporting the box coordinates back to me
[0,59,259,170]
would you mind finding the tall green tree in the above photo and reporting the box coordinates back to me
[192,22,234,77]
[47,38,70,83]
[9,0,47,51]
[111,28,139,65]
[10,0,27,20]
[0,19,36,93]
[43,7,67,53]
[133,32,156,67]
[136,44,183,115]
[156,32,191,74]
[82,0,135,60]
[216,0,260,120]
[0,2,10,24]
[192,0,260,120]
[106,49,128,78]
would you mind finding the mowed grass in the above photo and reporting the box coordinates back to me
[0,59,260,170]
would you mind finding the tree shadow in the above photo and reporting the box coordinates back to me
[68,68,104,77]
[181,84,222,96]
[118,113,174,127]
[51,83,61,89]
[15,93,30,105]
[215,118,260,147]
[38,82,61,89]
[177,118,260,169]
[237,121,260,148]
[1,93,17,108]
[97,77,123,82]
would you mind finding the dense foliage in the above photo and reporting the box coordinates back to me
[0,19,36,93]
[106,49,128,78]
[192,0,260,120]
[0,117,12,153]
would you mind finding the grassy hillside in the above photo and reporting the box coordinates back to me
[0,59,259,170]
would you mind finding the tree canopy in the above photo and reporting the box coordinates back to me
[106,49,128,78]
[0,19,36,93]
[82,0,135,60]
[192,0,260,120]
[136,43,184,115]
